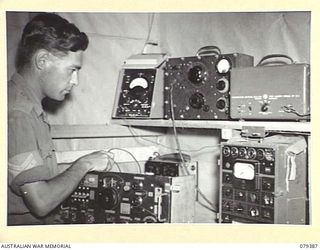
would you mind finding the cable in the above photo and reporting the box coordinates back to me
[126,122,222,153]
[185,145,221,153]
[169,86,218,211]
[141,206,157,217]
[146,13,155,44]
[169,84,191,175]
[281,105,311,117]
[196,187,217,212]
[85,32,146,41]
[197,200,217,213]
[57,151,120,172]
[107,148,142,173]
[104,151,122,173]
[141,13,156,54]
[169,84,218,212]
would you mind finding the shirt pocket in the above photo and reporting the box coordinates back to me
[38,140,59,177]
[39,141,56,161]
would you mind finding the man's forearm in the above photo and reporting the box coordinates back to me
[20,161,91,217]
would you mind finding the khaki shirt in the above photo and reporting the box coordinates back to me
[8,73,60,225]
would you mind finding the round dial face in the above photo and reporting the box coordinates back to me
[247,148,257,159]
[99,188,119,209]
[239,148,247,158]
[230,147,239,157]
[216,58,231,74]
[222,146,231,156]
[233,162,255,180]
[256,149,265,160]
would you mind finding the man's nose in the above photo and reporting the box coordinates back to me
[70,71,79,86]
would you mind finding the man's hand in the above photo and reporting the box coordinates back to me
[19,150,111,217]
[74,150,110,172]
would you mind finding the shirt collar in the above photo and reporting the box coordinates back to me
[11,73,45,118]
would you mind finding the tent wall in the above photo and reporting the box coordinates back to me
[6,11,310,212]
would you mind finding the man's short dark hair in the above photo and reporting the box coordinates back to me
[15,12,89,72]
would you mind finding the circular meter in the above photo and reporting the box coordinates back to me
[247,148,257,159]
[230,147,239,157]
[222,146,231,156]
[128,77,149,98]
[129,77,148,89]
[216,58,231,74]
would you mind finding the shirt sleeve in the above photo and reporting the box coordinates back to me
[8,110,38,158]
[8,150,44,184]
[8,110,53,195]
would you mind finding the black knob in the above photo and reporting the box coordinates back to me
[132,196,143,206]
[225,188,232,196]
[216,79,226,91]
[216,98,226,110]
[261,103,269,112]
[224,202,231,211]
[225,174,231,183]
[188,66,204,84]
[189,92,205,109]
[250,193,257,203]
[250,208,259,217]
[236,205,244,213]
[132,181,143,190]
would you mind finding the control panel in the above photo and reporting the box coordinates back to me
[163,53,253,120]
[58,171,195,224]
[219,135,308,224]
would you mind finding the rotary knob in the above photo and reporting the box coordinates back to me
[189,92,205,109]
[224,173,232,183]
[236,204,244,213]
[250,208,259,217]
[249,193,258,203]
[132,196,143,206]
[261,103,269,112]
[223,202,231,211]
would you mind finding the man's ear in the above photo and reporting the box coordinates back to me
[34,49,51,70]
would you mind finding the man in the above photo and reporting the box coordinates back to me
[8,12,109,225]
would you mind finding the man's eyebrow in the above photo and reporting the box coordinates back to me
[71,65,81,70]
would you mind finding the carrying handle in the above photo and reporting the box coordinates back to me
[157,193,168,222]
[256,54,295,66]
[196,46,222,56]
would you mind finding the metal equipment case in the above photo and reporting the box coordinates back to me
[230,64,310,120]
[58,171,195,224]
[219,135,308,224]
[163,53,253,120]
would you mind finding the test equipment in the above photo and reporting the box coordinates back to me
[112,53,167,118]
[219,134,308,224]
[163,52,253,120]
[58,171,195,224]
[144,153,197,177]
[230,56,310,120]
